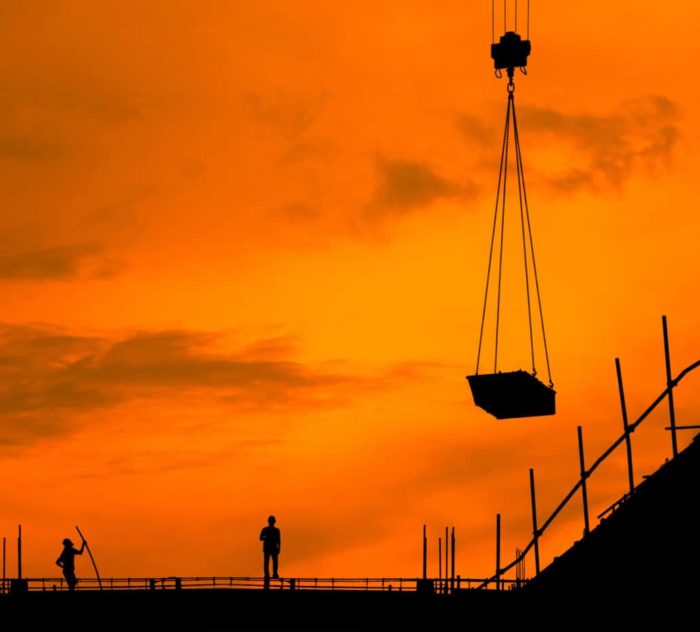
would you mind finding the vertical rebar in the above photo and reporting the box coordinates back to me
[450,527,456,594]
[444,526,448,593]
[663,315,679,458]
[616,358,635,494]
[438,538,442,593]
[496,513,501,591]
[17,525,21,581]
[2,537,5,594]
[529,469,540,575]
[422,525,427,580]
[577,425,591,535]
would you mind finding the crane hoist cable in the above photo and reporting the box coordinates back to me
[474,74,553,388]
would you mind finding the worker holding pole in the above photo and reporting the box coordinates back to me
[56,536,86,591]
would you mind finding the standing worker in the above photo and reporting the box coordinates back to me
[56,537,86,591]
[259,515,281,581]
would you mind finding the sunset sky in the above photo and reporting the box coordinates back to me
[1,1,699,584]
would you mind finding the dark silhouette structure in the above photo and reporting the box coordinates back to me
[519,431,700,627]
[2,426,699,630]
[259,515,281,583]
[55,538,86,591]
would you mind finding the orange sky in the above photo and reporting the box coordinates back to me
[1,0,699,584]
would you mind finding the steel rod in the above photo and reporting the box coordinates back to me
[616,358,635,494]
[577,425,591,535]
[529,469,540,575]
[663,315,679,458]
[496,513,501,591]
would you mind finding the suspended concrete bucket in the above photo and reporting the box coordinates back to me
[466,371,556,420]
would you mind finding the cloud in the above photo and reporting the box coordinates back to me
[276,202,322,222]
[520,95,680,193]
[245,89,328,138]
[0,324,429,447]
[454,95,680,195]
[0,135,67,161]
[454,113,494,148]
[367,158,479,221]
[0,243,123,280]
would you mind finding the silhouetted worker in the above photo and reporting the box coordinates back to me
[56,537,86,591]
[259,515,281,581]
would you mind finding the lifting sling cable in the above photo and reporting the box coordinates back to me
[475,89,511,375]
[474,78,553,388]
[512,90,553,387]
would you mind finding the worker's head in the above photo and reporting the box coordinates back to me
[268,515,276,525]
[63,538,73,546]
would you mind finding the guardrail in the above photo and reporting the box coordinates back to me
[1,575,520,594]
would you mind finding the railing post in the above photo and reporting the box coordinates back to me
[529,468,540,575]
[616,357,635,495]
[577,425,591,535]
[450,526,456,594]
[662,315,679,458]
[422,524,427,580]
[495,513,501,591]
[444,526,449,594]
[17,525,21,582]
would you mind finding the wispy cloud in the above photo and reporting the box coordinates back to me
[367,158,479,222]
[245,89,328,138]
[454,113,494,148]
[0,324,433,447]
[0,244,123,280]
[522,96,679,193]
[0,135,67,161]
[455,95,680,195]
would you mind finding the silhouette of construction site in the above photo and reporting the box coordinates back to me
[1,316,699,630]
[2,4,696,629]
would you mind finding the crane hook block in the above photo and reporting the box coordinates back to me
[491,31,531,73]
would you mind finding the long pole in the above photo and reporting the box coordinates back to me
[75,526,102,590]
[577,425,591,535]
[450,526,455,594]
[422,525,427,580]
[17,525,21,581]
[496,513,501,591]
[2,537,5,594]
[438,537,442,593]
[444,526,448,594]
[529,469,540,575]
[616,358,635,494]
[662,315,679,458]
